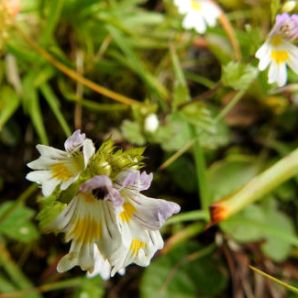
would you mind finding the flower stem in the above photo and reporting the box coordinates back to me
[210,146,298,223]
[215,89,246,122]
[249,265,298,294]
[191,129,209,210]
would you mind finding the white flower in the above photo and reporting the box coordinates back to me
[111,170,181,275]
[174,0,221,33]
[255,13,298,87]
[44,171,180,278]
[26,130,95,196]
[144,113,159,133]
[46,176,125,274]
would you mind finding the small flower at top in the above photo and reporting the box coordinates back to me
[255,13,298,87]
[174,0,221,34]
[26,130,95,196]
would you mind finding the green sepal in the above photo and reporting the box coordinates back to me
[37,195,66,232]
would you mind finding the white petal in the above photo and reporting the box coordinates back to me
[287,45,298,74]
[26,170,52,183]
[42,178,60,196]
[96,201,124,262]
[57,241,81,272]
[124,192,181,230]
[277,63,288,87]
[202,1,220,27]
[83,139,95,167]
[111,222,163,273]
[255,42,271,60]
[194,17,207,34]
[36,144,67,159]
[182,13,197,30]
[174,0,191,14]
[87,245,112,280]
[60,175,78,190]
[27,157,57,170]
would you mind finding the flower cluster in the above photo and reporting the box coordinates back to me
[26,131,180,279]
[174,0,221,34]
[256,13,298,87]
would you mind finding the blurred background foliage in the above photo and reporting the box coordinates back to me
[0,0,298,297]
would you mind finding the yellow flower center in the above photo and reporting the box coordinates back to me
[69,217,101,243]
[119,202,136,222]
[51,163,74,181]
[51,154,83,181]
[130,239,146,256]
[191,0,201,11]
[271,50,289,64]
[270,34,283,46]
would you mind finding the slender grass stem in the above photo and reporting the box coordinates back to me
[0,245,41,298]
[16,27,140,106]
[249,266,298,294]
[215,89,246,122]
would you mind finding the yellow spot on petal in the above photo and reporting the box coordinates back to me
[69,217,101,243]
[270,35,283,46]
[82,193,96,203]
[271,50,289,63]
[130,239,146,256]
[51,163,74,181]
[191,0,201,11]
[119,202,136,222]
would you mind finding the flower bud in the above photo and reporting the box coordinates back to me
[144,113,159,133]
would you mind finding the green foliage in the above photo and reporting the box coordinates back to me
[37,195,66,231]
[0,202,39,243]
[141,243,227,298]
[207,155,261,202]
[0,86,20,130]
[0,0,298,296]
[73,276,104,298]
[222,61,258,91]
[221,201,297,261]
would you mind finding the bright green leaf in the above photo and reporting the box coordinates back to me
[222,62,258,91]
[0,202,39,243]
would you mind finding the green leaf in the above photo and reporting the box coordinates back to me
[141,243,227,298]
[0,86,20,130]
[221,203,297,261]
[208,155,260,202]
[23,73,49,144]
[0,202,39,243]
[261,205,296,261]
[222,62,258,91]
[166,156,197,193]
[271,0,281,21]
[121,120,146,145]
[180,103,215,134]
[40,83,72,137]
[154,113,192,151]
[73,276,104,298]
